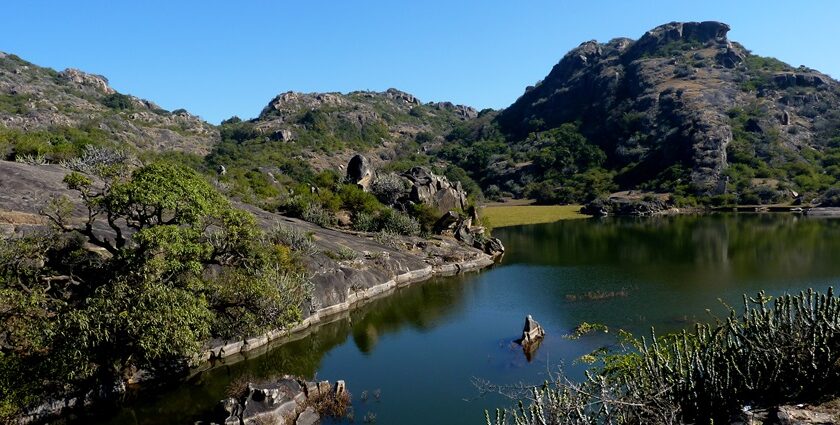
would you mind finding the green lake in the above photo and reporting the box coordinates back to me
[88,214,840,424]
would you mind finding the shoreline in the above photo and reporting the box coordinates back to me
[20,251,499,424]
[194,252,498,369]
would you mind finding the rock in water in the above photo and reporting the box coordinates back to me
[520,315,546,345]
[482,237,505,255]
[211,376,347,425]
[516,315,545,362]
[346,154,374,191]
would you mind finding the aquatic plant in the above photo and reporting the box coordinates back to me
[486,288,840,424]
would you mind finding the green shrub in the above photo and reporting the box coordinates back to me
[271,225,318,256]
[378,209,421,236]
[301,203,335,228]
[488,289,840,424]
[101,92,134,110]
[338,184,383,216]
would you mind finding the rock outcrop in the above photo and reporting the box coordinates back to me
[401,166,468,213]
[493,21,840,199]
[515,315,545,362]
[582,192,675,217]
[209,377,347,425]
[518,315,546,345]
[0,54,218,155]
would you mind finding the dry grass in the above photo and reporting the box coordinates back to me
[480,204,588,228]
[0,210,46,225]
[306,388,352,419]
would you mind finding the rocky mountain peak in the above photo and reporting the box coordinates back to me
[492,21,840,203]
[57,68,115,94]
[625,21,731,60]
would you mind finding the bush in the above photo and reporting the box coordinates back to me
[301,203,335,228]
[488,289,840,424]
[371,173,408,205]
[351,211,378,232]
[338,184,382,217]
[101,92,134,110]
[350,209,420,236]
[59,145,133,175]
[378,209,421,236]
[409,203,442,234]
[271,225,318,256]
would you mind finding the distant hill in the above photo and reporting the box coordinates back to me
[444,21,840,205]
[3,21,840,208]
[0,52,218,157]
[205,89,482,202]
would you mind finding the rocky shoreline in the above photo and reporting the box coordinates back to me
[196,250,497,367]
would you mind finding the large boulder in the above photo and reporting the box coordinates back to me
[401,166,468,214]
[212,377,347,425]
[346,154,374,191]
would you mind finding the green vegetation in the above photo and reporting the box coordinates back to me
[439,120,616,204]
[725,104,836,204]
[0,162,310,421]
[0,93,29,114]
[101,92,134,110]
[480,205,587,228]
[0,126,117,163]
[487,289,840,424]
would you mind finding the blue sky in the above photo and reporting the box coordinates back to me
[4,1,839,123]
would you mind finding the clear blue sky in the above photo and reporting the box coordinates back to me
[4,1,839,124]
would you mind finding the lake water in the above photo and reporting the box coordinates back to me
[90,214,840,424]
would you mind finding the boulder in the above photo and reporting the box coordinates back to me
[433,211,460,233]
[213,377,344,425]
[454,218,474,246]
[402,167,468,214]
[483,237,505,255]
[295,406,320,425]
[518,315,546,345]
[515,315,546,362]
[346,154,374,191]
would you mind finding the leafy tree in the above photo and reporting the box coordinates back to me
[1,162,310,420]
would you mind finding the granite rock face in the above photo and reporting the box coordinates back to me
[495,21,840,197]
[401,166,468,213]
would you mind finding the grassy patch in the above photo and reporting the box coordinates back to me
[480,204,588,228]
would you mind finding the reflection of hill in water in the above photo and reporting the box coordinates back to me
[497,215,840,286]
[91,274,477,425]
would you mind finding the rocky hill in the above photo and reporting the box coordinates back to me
[206,88,482,203]
[0,52,218,157]
[3,21,840,210]
[446,21,840,206]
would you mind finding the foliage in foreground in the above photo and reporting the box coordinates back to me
[0,162,311,421]
[487,288,840,424]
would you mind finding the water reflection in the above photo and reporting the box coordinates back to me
[86,214,840,425]
[88,274,479,425]
[498,214,840,286]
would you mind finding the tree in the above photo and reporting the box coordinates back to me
[1,161,311,420]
